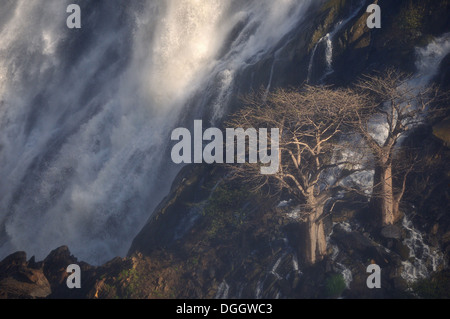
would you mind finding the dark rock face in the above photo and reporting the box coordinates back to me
[129,165,215,256]
[0,246,135,299]
[43,247,77,287]
[0,246,87,299]
[0,251,50,299]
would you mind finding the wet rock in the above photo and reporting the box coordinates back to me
[381,225,402,240]
[129,165,214,256]
[394,241,411,261]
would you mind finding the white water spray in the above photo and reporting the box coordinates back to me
[401,216,444,283]
[0,0,315,264]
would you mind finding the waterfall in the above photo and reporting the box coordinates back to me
[255,280,264,299]
[270,252,286,280]
[306,41,320,83]
[215,280,230,299]
[306,32,334,83]
[323,34,334,77]
[337,263,353,289]
[307,0,366,83]
[414,32,450,86]
[292,253,301,274]
[0,0,316,264]
[265,60,276,98]
[252,236,302,299]
[401,216,444,283]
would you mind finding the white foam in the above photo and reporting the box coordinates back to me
[401,216,444,283]
[0,1,316,264]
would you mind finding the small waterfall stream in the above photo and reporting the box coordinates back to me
[215,280,230,299]
[307,1,366,83]
[401,216,444,283]
[253,236,303,299]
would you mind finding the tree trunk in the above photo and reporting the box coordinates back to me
[304,206,327,265]
[373,163,402,226]
[380,165,395,225]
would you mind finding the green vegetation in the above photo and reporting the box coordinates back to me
[412,271,450,299]
[151,288,176,299]
[189,255,200,266]
[118,268,140,298]
[202,184,252,239]
[118,268,139,282]
[397,2,425,40]
[102,283,119,299]
[152,289,165,299]
[324,274,347,298]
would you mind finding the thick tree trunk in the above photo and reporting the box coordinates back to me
[380,165,395,225]
[304,206,327,265]
[373,163,402,226]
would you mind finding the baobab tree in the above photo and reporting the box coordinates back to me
[226,87,365,265]
[353,69,442,226]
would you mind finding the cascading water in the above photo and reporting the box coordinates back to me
[252,236,303,299]
[307,0,366,83]
[414,32,450,86]
[401,216,444,283]
[215,280,230,299]
[333,258,353,289]
[396,33,450,283]
[306,33,331,83]
[0,0,316,264]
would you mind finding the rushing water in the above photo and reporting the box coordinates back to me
[399,35,450,284]
[0,0,316,264]
[307,0,366,83]
[401,216,445,283]
[252,235,303,299]
[215,280,230,299]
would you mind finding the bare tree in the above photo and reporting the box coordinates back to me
[353,69,442,226]
[226,86,364,265]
